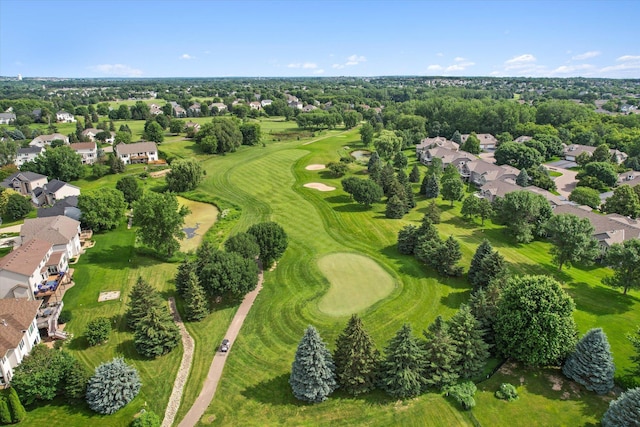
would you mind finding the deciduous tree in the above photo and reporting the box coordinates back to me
[246,221,288,267]
[85,317,111,346]
[166,158,204,192]
[133,192,189,257]
[461,132,481,154]
[493,190,553,243]
[569,186,602,209]
[441,176,464,206]
[116,175,143,206]
[545,213,600,270]
[78,188,126,231]
[196,242,259,297]
[602,239,640,294]
[224,232,260,260]
[602,185,640,218]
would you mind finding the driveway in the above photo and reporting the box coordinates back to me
[545,165,578,199]
[547,159,578,169]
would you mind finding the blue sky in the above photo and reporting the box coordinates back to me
[1,0,638,79]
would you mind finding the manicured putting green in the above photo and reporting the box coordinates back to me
[317,252,395,316]
[177,196,219,252]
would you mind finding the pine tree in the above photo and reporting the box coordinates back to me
[126,277,161,330]
[397,225,418,255]
[367,151,381,172]
[430,236,464,277]
[386,195,406,219]
[601,387,640,427]
[562,328,615,395]
[451,130,462,144]
[379,324,427,398]
[468,240,507,290]
[289,326,337,403]
[423,173,440,198]
[184,271,209,321]
[333,315,380,395]
[65,359,91,399]
[404,181,416,211]
[448,305,490,379]
[424,200,441,224]
[134,304,181,358]
[6,388,25,423]
[86,358,141,415]
[468,240,493,288]
[469,283,502,346]
[409,164,421,183]
[175,259,196,297]
[423,316,459,390]
[516,169,530,187]
[380,163,397,196]
[396,169,408,185]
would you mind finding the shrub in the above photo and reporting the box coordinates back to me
[0,395,10,424]
[447,381,477,410]
[86,358,141,414]
[495,383,519,401]
[58,310,71,324]
[131,409,161,427]
[6,387,25,423]
[85,317,112,346]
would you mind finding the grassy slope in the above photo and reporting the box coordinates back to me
[190,126,639,426]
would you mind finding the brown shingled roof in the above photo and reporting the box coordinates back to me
[0,239,52,276]
[21,216,80,246]
[0,299,42,357]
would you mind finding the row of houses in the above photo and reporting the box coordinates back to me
[0,214,86,385]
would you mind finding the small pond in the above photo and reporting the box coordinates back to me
[350,150,372,161]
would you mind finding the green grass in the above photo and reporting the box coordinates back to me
[549,170,563,177]
[317,252,395,317]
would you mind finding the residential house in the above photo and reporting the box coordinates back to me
[70,141,97,164]
[249,101,262,110]
[514,135,532,143]
[55,111,76,123]
[0,298,43,385]
[31,179,80,207]
[0,113,16,125]
[288,100,303,110]
[302,105,317,112]
[29,133,69,148]
[0,238,68,300]
[619,170,640,188]
[462,133,498,150]
[149,104,163,116]
[260,99,273,108]
[1,172,48,196]
[415,137,459,161]
[115,141,158,164]
[21,215,82,260]
[419,146,476,169]
[553,203,640,250]
[563,144,627,164]
[462,160,519,186]
[37,196,81,222]
[210,102,227,113]
[185,121,201,132]
[478,179,567,206]
[81,128,114,144]
[15,146,44,167]
[188,103,201,115]
[170,102,186,118]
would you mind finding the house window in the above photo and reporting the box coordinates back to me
[19,339,24,350]
[28,323,34,334]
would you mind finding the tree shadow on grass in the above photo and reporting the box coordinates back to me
[115,339,150,361]
[440,289,471,309]
[565,282,637,315]
[380,244,427,279]
[443,216,479,230]
[66,335,89,351]
[241,373,305,406]
[80,245,134,270]
[324,195,352,204]
[333,204,371,213]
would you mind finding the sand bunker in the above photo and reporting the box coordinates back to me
[98,291,121,302]
[305,164,325,171]
[304,183,335,191]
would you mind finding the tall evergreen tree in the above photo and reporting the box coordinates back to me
[423,173,440,198]
[448,305,490,380]
[409,164,421,183]
[184,271,209,321]
[424,200,441,224]
[126,277,161,330]
[468,240,507,290]
[386,195,406,219]
[133,304,181,358]
[629,326,640,377]
[367,151,380,172]
[469,282,503,347]
[451,130,462,144]
[397,225,418,255]
[423,316,459,390]
[333,315,380,396]
[601,387,640,427]
[380,163,397,196]
[175,259,196,297]
[379,324,427,398]
[404,181,416,211]
[516,169,530,187]
[289,326,337,403]
[562,328,615,395]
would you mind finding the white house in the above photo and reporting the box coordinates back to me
[29,133,69,148]
[249,101,262,110]
[170,102,187,118]
[55,111,76,123]
[0,239,67,300]
[210,102,227,112]
[1,171,48,196]
[260,99,273,108]
[21,215,82,259]
[0,299,43,385]
[0,113,16,125]
[462,133,498,150]
[115,141,159,164]
[188,103,201,115]
[31,179,80,207]
[15,146,44,167]
[70,141,97,164]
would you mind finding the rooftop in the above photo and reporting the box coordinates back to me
[0,299,42,357]
[0,239,52,276]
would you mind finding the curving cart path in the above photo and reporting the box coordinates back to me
[177,264,264,427]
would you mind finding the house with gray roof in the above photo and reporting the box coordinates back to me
[37,196,80,222]
[21,216,81,259]
[31,179,80,207]
[15,146,44,167]
[420,146,476,169]
[462,133,498,150]
[115,141,159,164]
[416,137,459,161]
[0,298,43,385]
[29,133,69,148]
[1,171,48,196]
[0,113,16,125]
[462,160,519,186]
[70,141,98,164]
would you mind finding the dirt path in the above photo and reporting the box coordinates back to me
[161,298,195,427]
[177,264,264,427]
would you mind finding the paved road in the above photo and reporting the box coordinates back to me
[177,266,264,427]
[545,165,578,199]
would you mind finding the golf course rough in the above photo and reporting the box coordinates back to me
[317,252,395,316]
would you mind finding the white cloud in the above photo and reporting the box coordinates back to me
[454,57,465,62]
[180,53,195,60]
[617,55,640,62]
[499,54,548,76]
[552,64,595,74]
[332,63,343,69]
[436,52,443,57]
[333,54,367,68]
[427,64,443,71]
[88,64,143,77]
[446,61,475,71]
[287,62,318,69]
[571,51,600,60]
[313,69,325,75]
[505,54,536,69]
